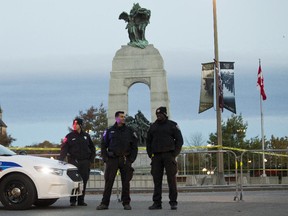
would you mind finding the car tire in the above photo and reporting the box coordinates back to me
[34,198,58,207]
[0,173,37,210]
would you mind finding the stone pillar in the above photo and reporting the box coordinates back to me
[108,45,170,126]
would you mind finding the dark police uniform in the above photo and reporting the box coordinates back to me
[100,123,138,207]
[59,129,95,205]
[146,118,183,207]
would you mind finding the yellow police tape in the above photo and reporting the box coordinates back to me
[9,147,60,151]
[9,145,288,158]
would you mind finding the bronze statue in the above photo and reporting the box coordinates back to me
[125,111,151,147]
[119,3,151,49]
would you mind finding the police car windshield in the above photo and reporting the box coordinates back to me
[0,144,16,156]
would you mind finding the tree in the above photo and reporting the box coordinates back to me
[0,133,16,147]
[269,135,288,149]
[269,136,288,170]
[28,140,59,148]
[208,114,249,172]
[77,102,108,147]
[208,113,249,149]
[185,132,206,149]
[246,136,263,150]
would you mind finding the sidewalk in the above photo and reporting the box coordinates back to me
[1,190,288,215]
[70,190,288,216]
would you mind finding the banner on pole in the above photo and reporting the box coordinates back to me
[199,62,214,113]
[199,61,236,114]
[220,62,236,114]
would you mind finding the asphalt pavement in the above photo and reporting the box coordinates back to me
[1,190,288,216]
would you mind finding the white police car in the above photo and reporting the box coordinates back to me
[0,144,83,210]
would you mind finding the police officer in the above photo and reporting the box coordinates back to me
[96,111,138,210]
[146,107,183,210]
[59,118,96,206]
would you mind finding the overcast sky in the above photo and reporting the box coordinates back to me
[0,0,287,147]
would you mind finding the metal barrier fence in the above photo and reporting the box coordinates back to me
[87,150,240,200]
[239,149,288,200]
[10,147,288,201]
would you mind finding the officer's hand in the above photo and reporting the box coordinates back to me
[102,157,108,163]
[90,156,95,163]
[171,151,178,157]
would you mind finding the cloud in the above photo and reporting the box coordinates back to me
[1,0,288,146]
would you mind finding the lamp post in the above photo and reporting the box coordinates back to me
[212,0,225,185]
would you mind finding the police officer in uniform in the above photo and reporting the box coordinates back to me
[59,118,96,206]
[146,107,183,210]
[96,111,138,210]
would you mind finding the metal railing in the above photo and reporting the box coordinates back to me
[10,147,288,201]
[239,149,288,200]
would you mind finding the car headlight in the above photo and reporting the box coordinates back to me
[34,166,64,176]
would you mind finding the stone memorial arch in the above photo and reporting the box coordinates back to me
[107,45,170,125]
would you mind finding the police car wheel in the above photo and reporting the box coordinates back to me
[0,173,36,210]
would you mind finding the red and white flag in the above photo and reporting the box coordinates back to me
[257,63,267,100]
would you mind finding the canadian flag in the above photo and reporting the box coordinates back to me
[257,64,267,100]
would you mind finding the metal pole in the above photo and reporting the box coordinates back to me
[213,0,225,185]
[116,170,121,202]
[260,89,266,177]
[259,59,266,177]
[183,153,186,175]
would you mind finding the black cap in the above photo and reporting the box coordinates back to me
[156,106,167,117]
[73,118,83,126]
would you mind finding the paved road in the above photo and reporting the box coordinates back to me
[1,190,288,216]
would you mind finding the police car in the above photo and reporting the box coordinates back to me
[0,144,83,210]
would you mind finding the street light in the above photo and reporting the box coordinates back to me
[212,0,225,185]
[202,167,208,174]
[248,159,252,176]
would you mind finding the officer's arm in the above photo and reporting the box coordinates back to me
[173,124,184,157]
[146,128,153,158]
[88,135,96,162]
[59,137,68,161]
[100,130,109,162]
[129,131,138,163]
